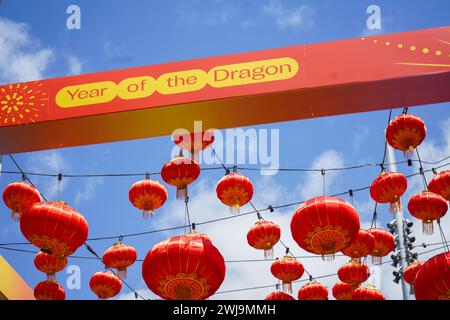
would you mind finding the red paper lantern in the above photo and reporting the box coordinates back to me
[20,201,89,258]
[270,256,304,293]
[173,130,215,160]
[265,291,295,300]
[403,260,424,286]
[352,285,385,300]
[161,156,200,200]
[2,181,41,221]
[408,191,448,234]
[386,113,426,158]
[102,242,137,279]
[414,252,450,300]
[297,282,328,300]
[341,229,375,262]
[332,281,356,300]
[34,251,67,281]
[368,228,395,265]
[216,173,254,214]
[290,196,360,261]
[428,170,450,201]
[89,271,122,300]
[34,280,65,300]
[370,172,407,213]
[337,261,370,286]
[142,232,226,300]
[247,220,281,259]
[129,178,167,218]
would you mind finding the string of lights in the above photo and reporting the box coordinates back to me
[1,160,449,247]
[1,156,449,179]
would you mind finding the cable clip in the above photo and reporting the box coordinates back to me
[145,172,150,179]
[309,275,313,282]
[233,166,238,173]
[118,235,123,243]
[191,222,196,231]
[321,168,325,176]
[268,205,274,213]
[21,173,27,181]
[285,247,290,255]
[349,189,354,197]
[256,212,262,220]
[432,168,438,175]
[57,173,63,181]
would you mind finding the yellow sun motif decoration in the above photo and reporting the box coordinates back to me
[0,81,48,126]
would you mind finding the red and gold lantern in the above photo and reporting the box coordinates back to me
[216,173,254,214]
[20,201,88,258]
[34,251,67,281]
[247,220,281,259]
[297,282,328,300]
[102,242,137,279]
[89,271,122,300]
[386,113,426,159]
[428,170,450,201]
[34,280,65,300]
[290,196,360,261]
[414,252,450,300]
[2,181,41,221]
[142,233,226,300]
[265,291,295,300]
[270,256,304,293]
[352,285,385,300]
[368,228,395,265]
[129,178,167,218]
[337,260,370,286]
[173,130,215,160]
[370,172,407,213]
[403,260,424,286]
[161,156,200,200]
[341,229,375,262]
[332,281,356,300]
[407,191,448,234]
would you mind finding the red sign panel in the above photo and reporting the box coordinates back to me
[0,27,449,154]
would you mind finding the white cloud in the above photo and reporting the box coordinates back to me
[263,0,314,31]
[74,177,104,206]
[25,151,69,201]
[295,150,345,199]
[0,17,53,83]
[178,0,235,26]
[67,55,83,75]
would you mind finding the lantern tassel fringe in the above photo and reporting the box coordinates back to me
[264,248,274,260]
[281,282,293,294]
[230,205,240,215]
[176,187,188,201]
[47,273,56,282]
[142,210,154,219]
[389,199,402,214]
[321,253,335,262]
[11,209,20,222]
[117,268,127,279]
[371,256,382,266]
[422,221,434,235]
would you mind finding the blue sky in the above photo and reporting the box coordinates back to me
[0,0,449,300]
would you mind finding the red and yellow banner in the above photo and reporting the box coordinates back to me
[0,27,449,154]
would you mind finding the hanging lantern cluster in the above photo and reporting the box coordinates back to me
[407,191,448,234]
[368,228,395,265]
[264,290,295,300]
[332,281,356,300]
[414,251,450,300]
[216,169,254,214]
[386,113,426,159]
[403,260,424,286]
[173,130,215,161]
[34,251,67,281]
[341,229,375,263]
[34,280,66,300]
[102,242,137,279]
[428,170,450,201]
[129,178,167,218]
[20,201,89,258]
[89,270,123,300]
[270,256,304,293]
[290,196,360,261]
[142,232,226,300]
[2,181,41,221]
[247,220,281,259]
[352,285,385,300]
[370,172,407,214]
[297,282,328,300]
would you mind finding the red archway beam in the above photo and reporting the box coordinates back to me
[0,27,449,154]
